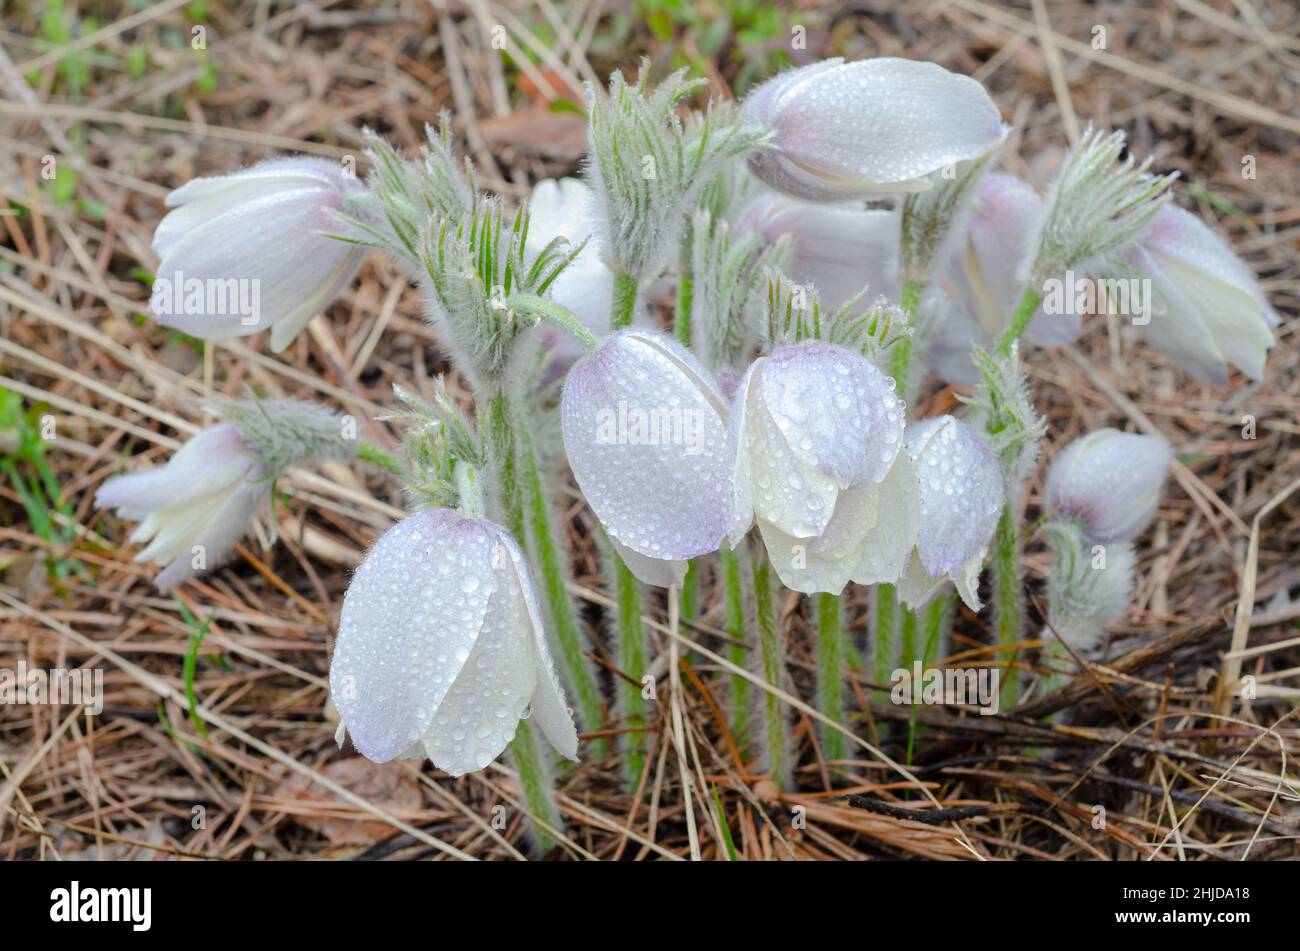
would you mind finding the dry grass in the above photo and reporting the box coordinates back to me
[1,0,1297,861]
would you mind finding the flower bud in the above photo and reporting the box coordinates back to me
[731,342,916,593]
[732,190,900,311]
[1129,204,1278,384]
[151,157,365,351]
[742,58,1006,201]
[1043,520,1135,653]
[561,330,732,585]
[1044,428,1171,543]
[329,509,579,776]
[896,416,1003,610]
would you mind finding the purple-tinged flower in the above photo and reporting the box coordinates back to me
[1044,428,1171,543]
[742,58,1006,201]
[561,329,732,586]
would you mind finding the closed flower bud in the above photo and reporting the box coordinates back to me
[732,190,900,311]
[151,157,365,351]
[896,416,1003,610]
[1044,428,1171,543]
[731,342,916,593]
[742,58,1006,201]
[1129,204,1278,384]
[329,509,578,775]
[1043,520,1135,653]
[561,330,732,586]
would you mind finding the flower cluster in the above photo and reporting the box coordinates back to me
[111,54,1278,846]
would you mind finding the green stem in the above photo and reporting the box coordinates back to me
[873,583,900,683]
[508,720,562,853]
[815,592,846,765]
[898,605,919,672]
[992,503,1023,710]
[612,546,647,791]
[518,425,604,744]
[675,272,694,348]
[680,558,699,624]
[890,279,924,397]
[905,594,953,762]
[751,546,788,789]
[721,547,748,740]
[482,390,562,843]
[453,460,484,518]
[611,272,638,332]
[995,288,1044,356]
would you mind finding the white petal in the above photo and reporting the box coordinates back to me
[896,549,942,609]
[850,451,922,586]
[1044,429,1171,543]
[562,330,731,560]
[952,549,986,612]
[611,537,688,589]
[95,423,251,515]
[150,477,267,591]
[727,360,759,546]
[329,510,499,764]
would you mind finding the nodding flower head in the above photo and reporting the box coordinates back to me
[94,423,268,591]
[731,341,918,594]
[1044,428,1172,543]
[151,157,365,351]
[742,58,1006,201]
[329,509,579,776]
[1129,204,1278,385]
[561,329,732,586]
[896,415,1003,610]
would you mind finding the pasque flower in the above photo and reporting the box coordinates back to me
[896,415,1003,610]
[742,58,1006,201]
[561,329,732,586]
[1129,204,1278,384]
[1044,428,1171,543]
[730,342,918,594]
[329,509,579,775]
[925,174,1080,386]
[151,157,365,351]
[732,190,900,311]
[96,423,270,592]
[96,400,354,591]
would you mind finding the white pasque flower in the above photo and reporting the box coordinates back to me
[95,422,269,591]
[1129,204,1278,384]
[329,509,579,776]
[895,416,1003,610]
[525,178,649,369]
[561,329,732,586]
[732,189,901,312]
[730,342,919,594]
[742,58,1006,201]
[1044,428,1171,543]
[925,174,1079,386]
[151,157,365,351]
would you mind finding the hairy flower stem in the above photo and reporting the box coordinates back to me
[815,592,847,765]
[518,425,604,747]
[992,503,1023,710]
[721,547,749,739]
[611,272,639,332]
[873,583,900,682]
[995,288,1044,356]
[898,606,919,672]
[611,546,647,791]
[509,717,563,853]
[483,390,564,843]
[889,279,924,398]
[752,546,789,789]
